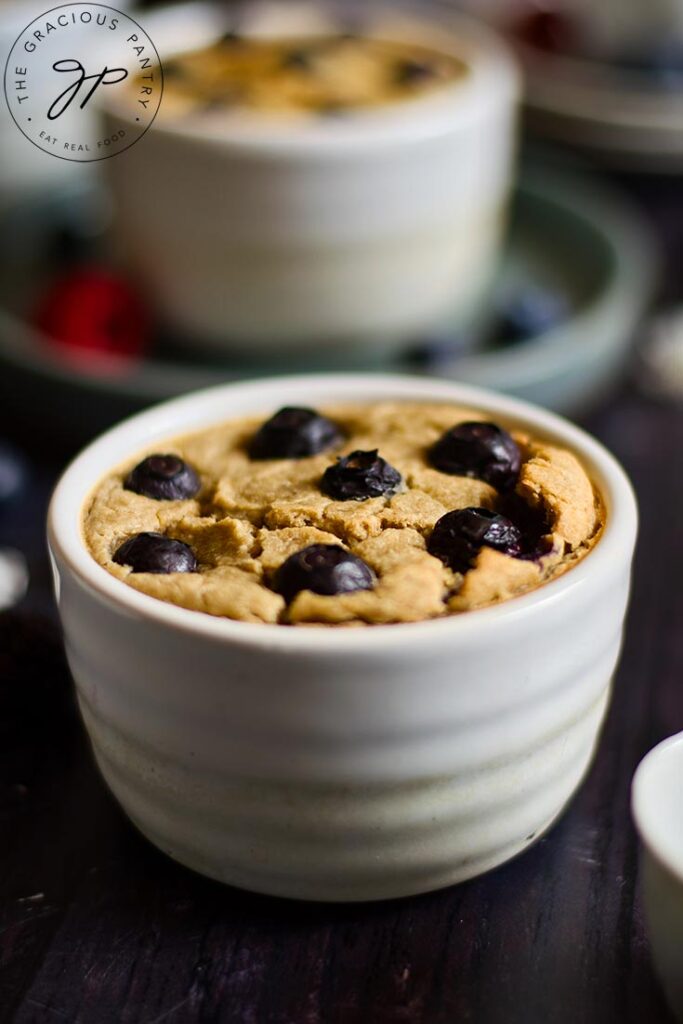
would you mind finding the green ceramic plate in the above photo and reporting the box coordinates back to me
[0,164,656,449]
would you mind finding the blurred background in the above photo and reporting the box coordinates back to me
[0,0,681,614]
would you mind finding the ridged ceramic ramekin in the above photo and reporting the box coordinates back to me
[632,732,683,1022]
[102,1,519,355]
[48,375,637,901]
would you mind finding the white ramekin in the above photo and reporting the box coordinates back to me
[102,1,519,356]
[632,733,683,1022]
[48,375,637,902]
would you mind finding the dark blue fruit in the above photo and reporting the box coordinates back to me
[249,407,343,459]
[427,507,523,573]
[113,532,197,574]
[405,331,471,370]
[616,41,683,87]
[321,449,402,501]
[395,58,438,85]
[430,421,521,492]
[124,454,200,501]
[499,493,552,560]
[493,287,569,345]
[274,544,375,603]
[282,49,314,70]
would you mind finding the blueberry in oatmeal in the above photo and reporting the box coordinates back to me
[394,58,438,85]
[124,454,201,501]
[429,422,521,492]
[428,507,523,573]
[274,544,375,602]
[249,407,343,460]
[321,450,402,501]
[113,533,198,574]
[281,49,315,71]
[492,287,569,346]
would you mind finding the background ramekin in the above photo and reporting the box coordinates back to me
[101,1,519,357]
[48,375,637,902]
[632,733,683,1022]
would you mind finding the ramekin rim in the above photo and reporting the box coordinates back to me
[632,732,683,885]
[48,373,638,652]
[104,2,520,155]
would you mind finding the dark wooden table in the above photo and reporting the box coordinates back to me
[1,178,682,1023]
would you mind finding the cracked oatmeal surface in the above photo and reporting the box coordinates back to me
[83,403,604,626]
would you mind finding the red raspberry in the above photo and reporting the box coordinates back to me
[35,268,150,361]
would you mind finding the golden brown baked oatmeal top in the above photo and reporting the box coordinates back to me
[148,34,466,120]
[83,402,603,627]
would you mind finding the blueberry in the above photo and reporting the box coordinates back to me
[274,544,375,603]
[404,331,471,370]
[282,49,314,71]
[492,287,569,346]
[499,493,552,560]
[395,58,438,85]
[427,507,523,573]
[321,449,402,501]
[248,407,343,459]
[616,41,683,87]
[430,421,521,492]
[124,454,201,501]
[113,532,198,574]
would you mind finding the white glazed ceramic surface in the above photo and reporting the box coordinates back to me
[0,0,130,205]
[102,2,519,355]
[48,375,637,902]
[633,733,683,1022]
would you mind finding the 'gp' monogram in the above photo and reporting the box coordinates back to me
[47,59,128,119]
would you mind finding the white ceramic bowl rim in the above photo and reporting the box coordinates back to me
[632,732,683,884]
[105,2,520,153]
[48,374,637,653]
